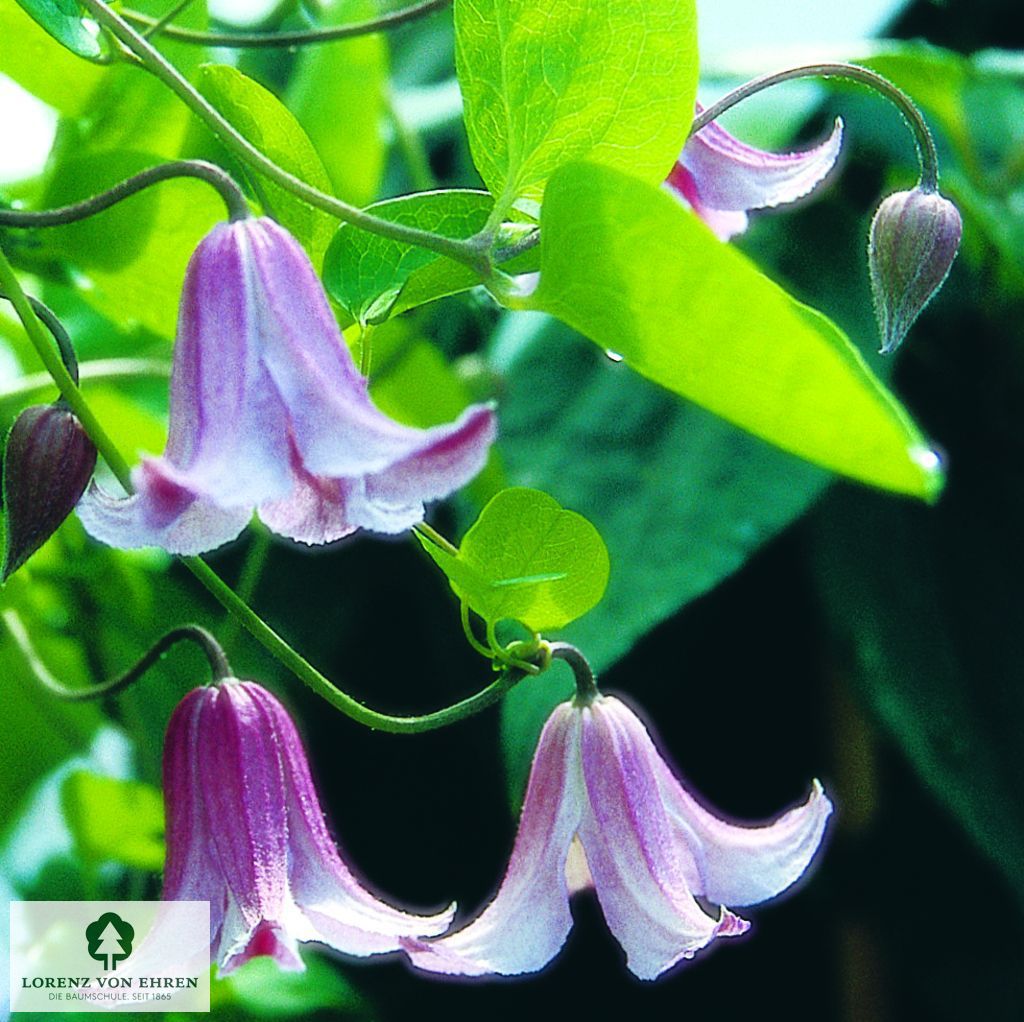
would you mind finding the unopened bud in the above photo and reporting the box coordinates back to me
[2,403,97,581]
[868,187,963,354]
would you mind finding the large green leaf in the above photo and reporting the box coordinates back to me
[323,190,493,324]
[13,0,101,59]
[454,0,697,205]
[197,64,336,265]
[420,487,609,632]
[488,314,829,800]
[525,161,943,499]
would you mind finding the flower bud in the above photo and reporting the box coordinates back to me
[868,186,963,354]
[2,403,97,581]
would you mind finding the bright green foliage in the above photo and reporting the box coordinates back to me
[527,161,944,499]
[60,770,164,870]
[37,153,223,337]
[324,190,493,324]
[197,64,337,265]
[13,0,101,59]
[286,0,388,207]
[454,0,697,206]
[0,0,105,113]
[212,954,368,1018]
[420,487,609,632]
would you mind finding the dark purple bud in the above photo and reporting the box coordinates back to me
[2,403,97,581]
[868,187,963,354]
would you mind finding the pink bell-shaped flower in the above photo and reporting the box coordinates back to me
[162,679,455,973]
[402,693,831,981]
[666,104,844,240]
[77,217,496,555]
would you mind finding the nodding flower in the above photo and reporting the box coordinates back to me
[162,679,456,974]
[666,104,843,241]
[78,217,496,555]
[403,693,831,981]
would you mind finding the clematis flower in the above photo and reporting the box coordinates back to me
[666,104,844,240]
[403,693,831,980]
[77,217,496,555]
[163,679,455,973]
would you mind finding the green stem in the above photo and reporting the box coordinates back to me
[0,160,250,225]
[413,520,460,557]
[180,556,529,732]
[0,245,133,486]
[80,0,489,275]
[123,0,451,47]
[690,62,940,193]
[141,0,199,39]
[550,641,598,705]
[1,613,231,701]
[0,290,80,383]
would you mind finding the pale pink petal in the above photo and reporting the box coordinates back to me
[77,461,251,556]
[578,698,746,981]
[257,445,357,546]
[243,684,455,956]
[402,704,584,976]
[666,108,844,240]
[655,761,833,908]
[363,404,497,509]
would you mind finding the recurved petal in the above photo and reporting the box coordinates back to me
[403,704,584,976]
[653,758,832,908]
[76,460,251,556]
[362,404,497,510]
[668,112,843,239]
[243,684,455,956]
[579,698,745,981]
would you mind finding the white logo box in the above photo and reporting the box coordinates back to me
[9,901,209,1013]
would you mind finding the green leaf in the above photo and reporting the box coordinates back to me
[323,190,493,324]
[60,771,164,870]
[197,64,336,265]
[526,161,943,499]
[0,0,105,112]
[487,314,829,801]
[420,487,609,632]
[13,0,101,59]
[213,954,367,1017]
[286,0,388,207]
[454,0,697,205]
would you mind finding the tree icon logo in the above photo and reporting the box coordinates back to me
[85,912,135,971]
